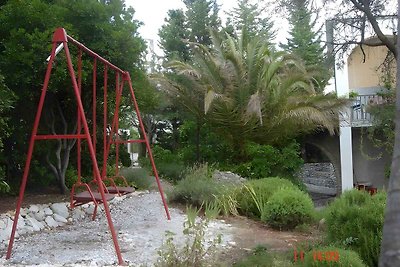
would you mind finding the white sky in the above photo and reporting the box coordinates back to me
[126,0,288,55]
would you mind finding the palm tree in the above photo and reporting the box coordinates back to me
[160,31,346,159]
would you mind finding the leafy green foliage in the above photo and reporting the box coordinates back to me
[178,120,235,165]
[184,0,221,46]
[234,245,295,267]
[366,91,395,154]
[0,0,148,192]
[298,246,367,267]
[156,205,222,267]
[233,245,275,267]
[140,145,185,182]
[168,164,221,206]
[261,187,314,230]
[226,0,275,47]
[280,0,331,93]
[164,32,346,157]
[234,142,304,180]
[119,167,152,190]
[324,190,386,267]
[236,177,298,218]
[0,73,15,192]
[159,9,190,62]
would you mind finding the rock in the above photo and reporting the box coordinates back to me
[33,210,46,222]
[26,217,44,231]
[0,220,5,230]
[45,216,59,228]
[28,205,40,213]
[318,218,326,231]
[53,214,68,224]
[16,215,26,230]
[44,207,53,216]
[50,203,69,219]
[20,208,28,217]
[72,209,85,220]
[212,171,246,185]
[84,205,95,215]
[0,218,18,242]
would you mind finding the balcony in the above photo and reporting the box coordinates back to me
[350,94,386,127]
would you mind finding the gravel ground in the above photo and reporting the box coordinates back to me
[0,192,234,266]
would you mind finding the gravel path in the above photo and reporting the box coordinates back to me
[0,192,234,266]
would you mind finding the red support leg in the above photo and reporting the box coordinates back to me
[125,73,171,220]
[63,43,125,265]
[6,42,58,259]
[92,58,97,180]
[101,66,108,179]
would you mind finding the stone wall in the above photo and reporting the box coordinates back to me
[299,163,337,196]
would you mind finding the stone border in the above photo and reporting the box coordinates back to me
[0,191,148,248]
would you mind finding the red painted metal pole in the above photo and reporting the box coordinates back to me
[115,73,120,176]
[63,41,125,265]
[6,42,58,259]
[126,74,171,220]
[77,49,82,183]
[92,58,97,180]
[101,66,108,179]
[102,79,124,177]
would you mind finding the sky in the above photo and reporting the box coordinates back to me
[126,0,288,55]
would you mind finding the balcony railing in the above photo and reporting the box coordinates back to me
[350,94,385,127]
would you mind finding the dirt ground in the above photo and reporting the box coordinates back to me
[0,189,323,266]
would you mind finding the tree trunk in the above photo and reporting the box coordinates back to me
[379,5,400,266]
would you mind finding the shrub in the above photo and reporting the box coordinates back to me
[262,187,314,230]
[234,142,304,180]
[236,177,298,218]
[156,161,185,182]
[324,190,386,267]
[234,245,294,267]
[168,164,222,206]
[298,246,366,267]
[119,167,152,190]
[155,205,222,267]
[140,146,185,182]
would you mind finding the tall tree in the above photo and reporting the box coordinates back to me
[159,9,190,62]
[280,0,330,93]
[184,0,221,46]
[226,0,275,47]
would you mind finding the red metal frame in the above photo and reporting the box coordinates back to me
[6,28,171,265]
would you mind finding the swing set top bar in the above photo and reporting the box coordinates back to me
[53,28,126,75]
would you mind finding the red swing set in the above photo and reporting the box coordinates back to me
[6,28,170,265]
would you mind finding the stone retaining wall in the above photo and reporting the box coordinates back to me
[299,163,337,189]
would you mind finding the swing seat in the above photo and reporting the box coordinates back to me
[106,185,135,195]
[104,175,135,195]
[73,191,115,205]
[70,182,116,220]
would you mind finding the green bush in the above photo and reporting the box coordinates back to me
[324,190,386,267]
[262,187,314,230]
[234,142,304,180]
[297,246,366,267]
[156,161,185,182]
[140,146,185,182]
[119,167,152,190]
[234,245,294,267]
[168,164,223,207]
[236,177,298,218]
